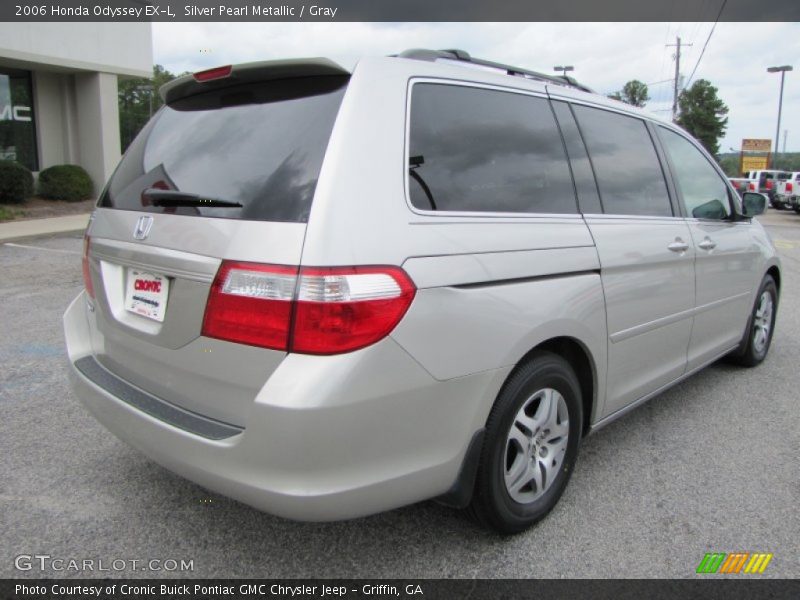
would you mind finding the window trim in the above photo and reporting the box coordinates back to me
[644,120,682,217]
[402,77,583,220]
[550,100,604,215]
[654,124,739,222]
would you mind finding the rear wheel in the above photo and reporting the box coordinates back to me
[468,351,582,534]
[728,276,778,367]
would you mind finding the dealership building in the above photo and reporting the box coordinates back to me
[0,23,152,193]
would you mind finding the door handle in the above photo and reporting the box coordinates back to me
[667,239,690,253]
[698,238,717,251]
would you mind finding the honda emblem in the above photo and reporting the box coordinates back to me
[133,215,154,240]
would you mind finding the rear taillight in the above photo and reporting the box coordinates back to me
[786,182,793,193]
[82,234,95,299]
[202,262,416,354]
[293,266,416,354]
[748,182,756,191]
[202,262,297,350]
[766,179,773,190]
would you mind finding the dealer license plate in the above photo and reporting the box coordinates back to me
[124,269,170,322]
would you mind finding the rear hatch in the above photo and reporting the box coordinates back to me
[84,60,349,427]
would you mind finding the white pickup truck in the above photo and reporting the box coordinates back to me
[774,171,800,213]
[742,170,790,209]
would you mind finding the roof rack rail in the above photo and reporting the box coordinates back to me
[395,48,595,94]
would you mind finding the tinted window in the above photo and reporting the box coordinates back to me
[0,67,38,171]
[551,101,602,214]
[408,84,576,214]
[659,127,731,220]
[100,76,348,223]
[573,105,672,217]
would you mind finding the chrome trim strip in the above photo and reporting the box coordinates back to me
[91,237,220,284]
[610,292,750,343]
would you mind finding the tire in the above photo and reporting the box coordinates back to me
[728,276,778,367]
[468,351,583,534]
[793,207,800,214]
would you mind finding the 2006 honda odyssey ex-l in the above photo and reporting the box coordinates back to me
[64,49,781,533]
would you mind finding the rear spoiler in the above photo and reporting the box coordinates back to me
[159,58,350,105]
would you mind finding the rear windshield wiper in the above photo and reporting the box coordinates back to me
[142,189,243,208]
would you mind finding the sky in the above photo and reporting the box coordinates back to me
[152,22,800,153]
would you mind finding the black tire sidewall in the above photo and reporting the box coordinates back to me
[747,277,778,364]
[478,353,583,533]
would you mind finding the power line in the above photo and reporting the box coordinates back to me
[683,0,729,90]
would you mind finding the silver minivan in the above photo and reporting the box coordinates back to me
[63,49,781,534]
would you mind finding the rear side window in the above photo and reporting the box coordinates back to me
[100,76,348,223]
[407,83,576,214]
[573,105,673,217]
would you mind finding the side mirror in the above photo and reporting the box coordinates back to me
[741,192,767,217]
[692,199,728,220]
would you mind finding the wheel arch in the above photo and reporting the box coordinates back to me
[436,334,600,509]
[509,336,597,436]
[766,265,781,296]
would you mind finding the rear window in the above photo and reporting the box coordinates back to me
[99,76,348,223]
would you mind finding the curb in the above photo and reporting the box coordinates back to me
[0,213,91,243]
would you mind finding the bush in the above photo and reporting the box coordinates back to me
[0,161,34,204]
[38,164,94,202]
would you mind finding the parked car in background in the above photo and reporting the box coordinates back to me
[775,171,800,213]
[729,177,749,197]
[744,170,790,208]
[63,49,781,534]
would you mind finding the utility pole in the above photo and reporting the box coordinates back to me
[667,36,692,122]
[767,65,793,169]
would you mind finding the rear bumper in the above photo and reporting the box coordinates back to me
[64,293,505,521]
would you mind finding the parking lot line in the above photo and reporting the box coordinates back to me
[3,242,81,255]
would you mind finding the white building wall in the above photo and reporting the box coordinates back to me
[74,72,121,192]
[32,71,67,168]
[0,23,151,78]
[0,23,152,194]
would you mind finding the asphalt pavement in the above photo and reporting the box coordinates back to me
[1,211,798,579]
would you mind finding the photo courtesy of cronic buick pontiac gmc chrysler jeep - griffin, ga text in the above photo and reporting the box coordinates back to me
[63,49,781,534]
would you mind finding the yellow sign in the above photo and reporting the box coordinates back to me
[742,156,769,171]
[742,138,772,152]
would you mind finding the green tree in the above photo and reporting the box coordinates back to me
[118,64,182,152]
[608,80,650,107]
[676,79,729,156]
[717,153,740,177]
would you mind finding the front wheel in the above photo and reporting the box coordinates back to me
[468,351,582,534]
[728,276,778,367]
